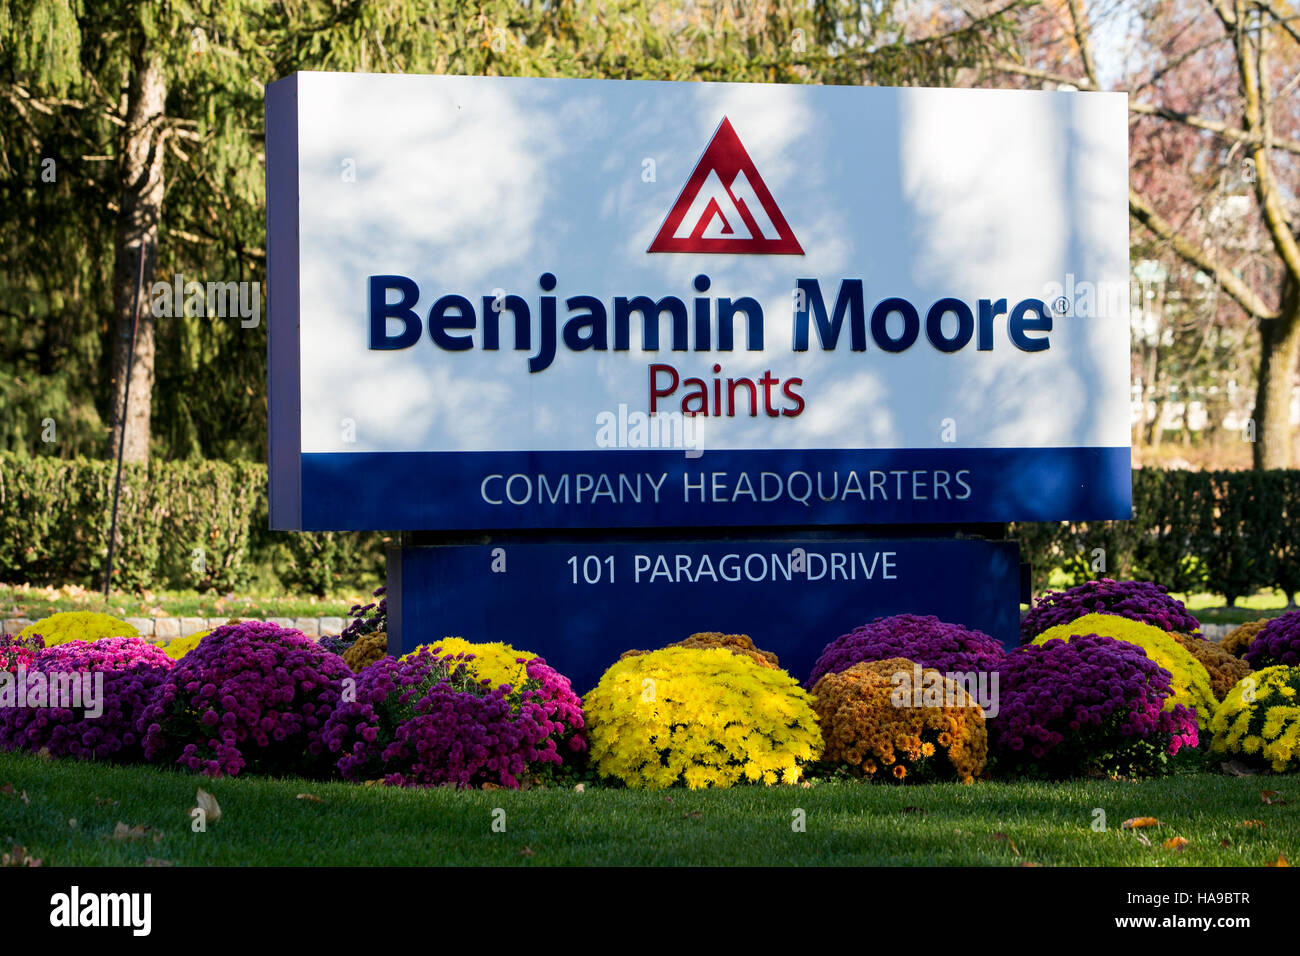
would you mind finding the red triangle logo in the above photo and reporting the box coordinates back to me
[648,117,804,255]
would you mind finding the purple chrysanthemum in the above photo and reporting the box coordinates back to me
[1243,610,1300,669]
[0,637,173,761]
[807,613,1004,688]
[140,620,351,777]
[993,633,1199,777]
[321,647,585,788]
[1020,579,1200,643]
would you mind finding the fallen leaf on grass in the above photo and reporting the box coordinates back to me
[518,846,534,857]
[194,788,221,824]
[35,747,51,762]
[1018,862,1042,867]
[94,797,118,807]
[1221,839,1231,848]
[1121,817,1161,829]
[1163,836,1189,851]
[1267,853,1290,867]
[295,793,322,803]
[143,858,174,867]
[992,833,1020,855]
[108,822,161,845]
[902,806,929,815]
[1,844,41,867]
[1260,790,1289,806]
[682,811,703,820]
[1241,820,1266,828]
[573,783,585,793]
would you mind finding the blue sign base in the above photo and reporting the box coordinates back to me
[388,534,1022,694]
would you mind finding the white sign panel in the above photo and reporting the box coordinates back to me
[266,72,1130,530]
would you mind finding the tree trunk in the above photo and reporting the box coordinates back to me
[1252,273,1300,469]
[107,45,166,463]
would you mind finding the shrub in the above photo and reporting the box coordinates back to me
[1221,619,1269,658]
[1170,633,1251,702]
[140,621,351,777]
[342,631,387,673]
[1033,613,1218,727]
[621,632,780,669]
[321,647,585,788]
[810,657,987,783]
[404,637,535,691]
[1242,611,1300,669]
[1020,579,1200,643]
[994,635,1200,778]
[0,637,172,761]
[584,646,821,789]
[1209,666,1300,772]
[807,613,1004,689]
[18,611,137,648]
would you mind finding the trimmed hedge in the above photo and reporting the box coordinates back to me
[1012,469,1295,605]
[0,453,384,594]
[0,453,1293,603]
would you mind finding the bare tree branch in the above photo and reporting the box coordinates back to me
[1129,187,1279,319]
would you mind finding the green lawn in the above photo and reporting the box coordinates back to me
[0,584,360,622]
[0,754,1293,866]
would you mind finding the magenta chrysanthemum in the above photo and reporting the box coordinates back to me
[0,637,173,761]
[321,647,585,788]
[807,613,1004,688]
[993,633,1199,777]
[140,621,351,777]
[1020,579,1200,643]
[1243,611,1300,669]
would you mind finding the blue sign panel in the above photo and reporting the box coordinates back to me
[389,536,1022,694]
[301,446,1128,530]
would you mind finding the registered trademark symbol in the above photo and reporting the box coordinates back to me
[1053,296,1070,316]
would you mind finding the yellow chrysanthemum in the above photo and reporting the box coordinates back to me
[1210,666,1300,772]
[19,612,137,648]
[403,636,535,690]
[584,646,821,790]
[160,631,208,660]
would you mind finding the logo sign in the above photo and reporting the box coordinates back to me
[265,73,1131,531]
[647,117,804,255]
